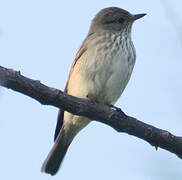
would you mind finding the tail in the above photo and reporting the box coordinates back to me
[41,126,75,175]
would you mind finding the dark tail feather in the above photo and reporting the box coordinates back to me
[54,109,64,141]
[41,128,73,175]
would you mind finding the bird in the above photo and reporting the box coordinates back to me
[41,7,146,175]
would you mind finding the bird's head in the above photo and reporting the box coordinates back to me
[89,7,146,34]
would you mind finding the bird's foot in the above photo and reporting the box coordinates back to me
[107,104,122,112]
[86,94,99,104]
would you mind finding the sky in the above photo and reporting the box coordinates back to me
[0,0,182,179]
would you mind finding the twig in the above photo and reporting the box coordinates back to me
[0,65,182,159]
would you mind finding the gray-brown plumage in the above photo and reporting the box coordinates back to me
[41,7,146,175]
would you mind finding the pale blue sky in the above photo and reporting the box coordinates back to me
[0,0,182,179]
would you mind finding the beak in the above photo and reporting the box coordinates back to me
[134,13,146,20]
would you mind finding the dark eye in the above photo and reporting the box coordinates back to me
[117,18,125,24]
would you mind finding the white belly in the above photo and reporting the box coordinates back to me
[103,53,134,104]
[85,35,136,104]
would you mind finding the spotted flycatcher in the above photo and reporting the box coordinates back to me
[41,7,146,175]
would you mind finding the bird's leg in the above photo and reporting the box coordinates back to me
[86,94,99,104]
[106,103,122,112]
[87,94,121,112]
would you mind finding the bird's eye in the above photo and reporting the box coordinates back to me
[117,18,125,24]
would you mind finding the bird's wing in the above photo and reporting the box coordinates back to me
[54,33,95,141]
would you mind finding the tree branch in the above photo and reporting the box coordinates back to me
[0,65,182,159]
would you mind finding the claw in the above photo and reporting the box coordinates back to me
[107,104,121,112]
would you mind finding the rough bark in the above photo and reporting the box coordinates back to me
[0,65,182,159]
